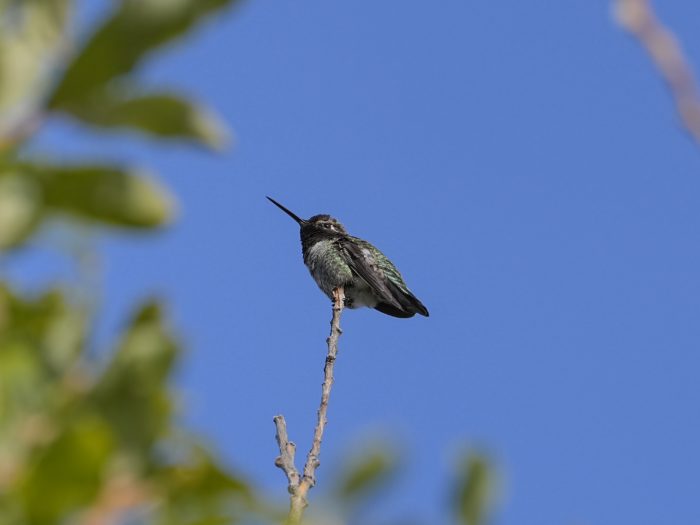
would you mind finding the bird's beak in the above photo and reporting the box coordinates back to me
[266,196,306,225]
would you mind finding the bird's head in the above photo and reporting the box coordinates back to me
[267,197,347,235]
[307,214,347,235]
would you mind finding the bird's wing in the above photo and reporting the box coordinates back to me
[384,278,429,317]
[337,237,405,311]
[374,302,416,318]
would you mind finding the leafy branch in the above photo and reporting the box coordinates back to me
[0,0,238,251]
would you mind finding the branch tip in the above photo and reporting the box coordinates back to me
[272,286,345,524]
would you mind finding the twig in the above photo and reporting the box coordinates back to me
[273,287,345,525]
[273,415,300,490]
[614,0,700,145]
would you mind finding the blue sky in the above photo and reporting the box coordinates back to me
[15,0,700,523]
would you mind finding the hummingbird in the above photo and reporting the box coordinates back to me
[267,197,429,318]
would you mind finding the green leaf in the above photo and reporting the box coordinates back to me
[0,172,41,249]
[0,159,174,246]
[0,285,89,477]
[60,89,229,149]
[332,445,398,503]
[49,0,239,109]
[40,165,175,228]
[0,341,46,423]
[0,0,71,117]
[0,285,86,374]
[454,453,492,525]
[20,415,114,524]
[19,162,175,228]
[93,301,178,454]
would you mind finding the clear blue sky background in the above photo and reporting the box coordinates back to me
[13,0,700,523]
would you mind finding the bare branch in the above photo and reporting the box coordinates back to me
[273,415,300,492]
[273,287,345,525]
[301,286,344,490]
[614,0,700,144]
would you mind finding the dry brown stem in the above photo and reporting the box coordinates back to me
[273,286,345,524]
[615,0,700,144]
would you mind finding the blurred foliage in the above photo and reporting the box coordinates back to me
[58,90,228,148]
[0,1,496,524]
[332,445,399,503]
[454,454,493,525]
[0,286,254,524]
[46,0,230,146]
[0,0,71,119]
[0,0,256,523]
[0,160,174,248]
